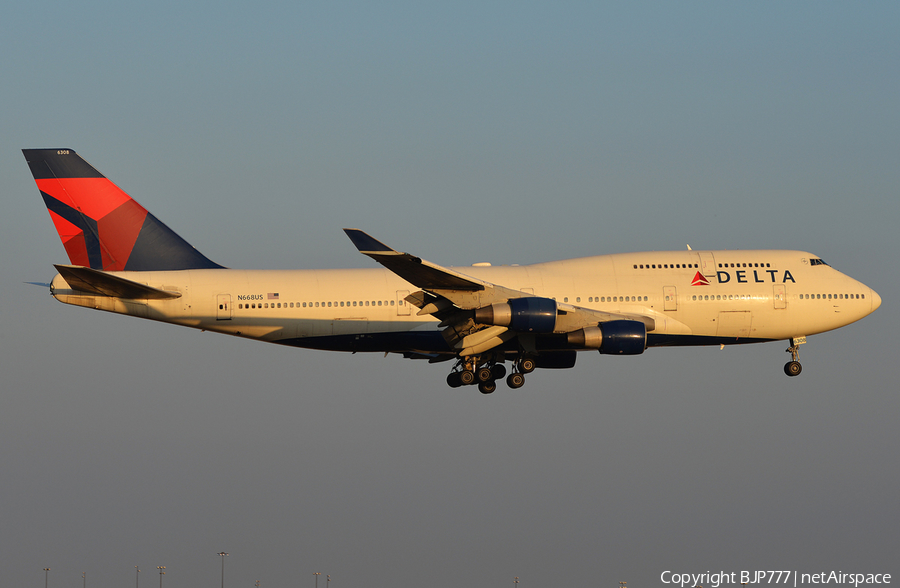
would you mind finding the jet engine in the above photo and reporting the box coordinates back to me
[474,297,557,333]
[566,320,646,355]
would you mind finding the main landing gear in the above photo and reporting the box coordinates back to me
[784,337,804,377]
[446,355,536,393]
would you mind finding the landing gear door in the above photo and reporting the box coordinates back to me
[663,286,677,311]
[216,294,232,320]
[773,284,787,309]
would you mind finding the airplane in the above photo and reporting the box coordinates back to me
[23,148,882,393]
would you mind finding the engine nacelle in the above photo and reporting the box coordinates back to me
[474,297,557,333]
[566,320,646,355]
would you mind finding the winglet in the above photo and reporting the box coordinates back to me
[342,229,484,291]
[343,229,397,254]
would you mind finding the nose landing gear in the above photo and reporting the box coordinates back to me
[784,337,805,377]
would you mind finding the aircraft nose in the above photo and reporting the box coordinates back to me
[870,288,882,312]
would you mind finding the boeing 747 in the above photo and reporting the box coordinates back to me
[23,148,882,393]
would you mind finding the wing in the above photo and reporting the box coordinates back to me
[344,230,655,356]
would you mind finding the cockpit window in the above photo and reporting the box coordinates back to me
[810,258,829,266]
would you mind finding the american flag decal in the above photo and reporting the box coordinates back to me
[268,293,279,299]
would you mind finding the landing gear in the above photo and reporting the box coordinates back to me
[491,364,507,380]
[784,337,804,377]
[784,361,802,377]
[445,355,525,392]
[518,357,536,374]
[506,372,525,389]
[445,353,536,392]
[478,380,497,394]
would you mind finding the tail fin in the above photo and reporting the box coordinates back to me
[23,148,223,271]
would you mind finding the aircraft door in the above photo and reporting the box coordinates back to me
[773,284,787,309]
[396,290,411,316]
[663,286,677,311]
[699,252,717,277]
[216,294,233,320]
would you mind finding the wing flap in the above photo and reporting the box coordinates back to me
[54,264,182,299]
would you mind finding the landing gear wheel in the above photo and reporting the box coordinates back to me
[491,364,507,380]
[477,367,494,382]
[459,370,476,385]
[507,373,525,389]
[447,372,463,388]
[478,380,497,394]
[519,358,536,374]
[784,361,802,377]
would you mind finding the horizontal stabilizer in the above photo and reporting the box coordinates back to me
[54,264,182,299]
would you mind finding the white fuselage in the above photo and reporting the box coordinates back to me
[49,249,881,354]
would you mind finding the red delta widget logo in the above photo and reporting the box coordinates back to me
[691,269,795,286]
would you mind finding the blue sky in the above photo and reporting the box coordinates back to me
[1,2,897,587]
